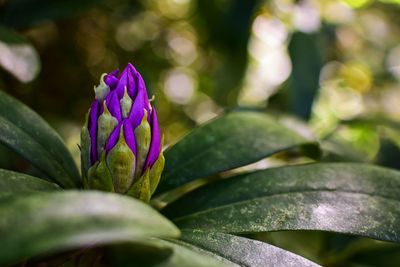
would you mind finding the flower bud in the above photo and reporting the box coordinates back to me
[80,63,164,202]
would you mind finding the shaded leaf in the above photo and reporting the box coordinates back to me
[163,163,400,243]
[196,1,259,107]
[180,230,321,267]
[287,32,323,120]
[0,191,180,265]
[321,236,400,266]
[0,90,81,188]
[107,238,232,267]
[375,138,400,169]
[0,168,59,198]
[337,241,400,266]
[156,111,318,195]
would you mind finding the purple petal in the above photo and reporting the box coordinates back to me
[126,63,138,98]
[128,86,145,129]
[109,69,119,77]
[114,64,136,99]
[105,123,121,153]
[104,121,136,156]
[114,73,127,99]
[123,120,137,155]
[104,74,119,89]
[88,100,100,165]
[144,108,161,170]
[105,91,122,121]
[135,72,151,115]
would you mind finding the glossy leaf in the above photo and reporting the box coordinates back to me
[156,111,318,195]
[163,163,400,242]
[107,238,232,267]
[0,90,81,188]
[0,169,59,198]
[180,230,321,267]
[0,191,180,265]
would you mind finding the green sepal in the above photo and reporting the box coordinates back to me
[94,73,110,101]
[134,109,151,178]
[97,102,118,157]
[149,152,165,195]
[80,112,91,188]
[120,87,133,118]
[86,152,114,192]
[127,170,151,202]
[106,125,136,193]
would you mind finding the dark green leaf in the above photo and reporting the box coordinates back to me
[0,191,180,265]
[287,32,323,120]
[107,238,232,267]
[180,230,321,267]
[196,1,258,107]
[0,90,81,188]
[375,138,400,169]
[338,241,400,266]
[0,168,59,198]
[321,236,400,266]
[156,111,318,195]
[163,163,400,242]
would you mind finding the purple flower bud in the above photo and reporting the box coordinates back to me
[80,63,164,201]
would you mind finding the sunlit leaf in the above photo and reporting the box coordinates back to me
[0,191,180,265]
[342,0,373,8]
[0,90,81,188]
[163,163,400,243]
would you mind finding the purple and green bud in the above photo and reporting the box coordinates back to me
[80,63,164,202]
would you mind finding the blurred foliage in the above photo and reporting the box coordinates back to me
[1,0,400,265]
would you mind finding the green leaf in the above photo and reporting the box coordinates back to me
[322,236,400,266]
[0,90,81,188]
[180,230,321,267]
[156,111,318,195]
[0,191,180,265]
[0,169,59,198]
[0,25,40,82]
[376,137,400,169]
[107,238,232,267]
[163,163,400,242]
[287,31,323,120]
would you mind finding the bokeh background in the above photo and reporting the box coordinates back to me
[1,0,400,265]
